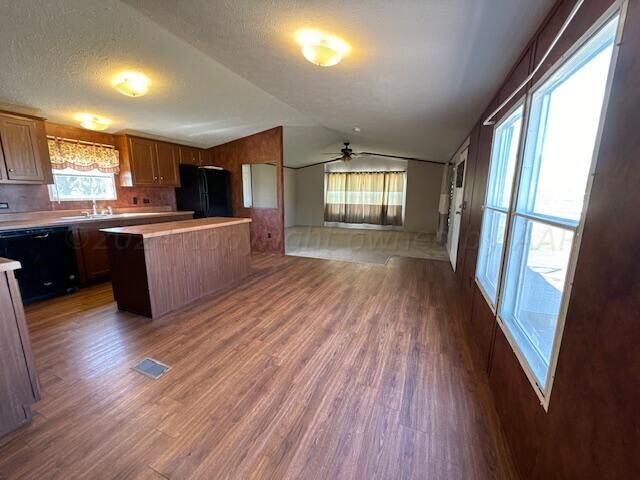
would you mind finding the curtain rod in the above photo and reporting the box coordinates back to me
[325,170,406,174]
[47,135,116,149]
[483,0,585,126]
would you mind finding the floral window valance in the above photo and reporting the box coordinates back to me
[47,137,120,174]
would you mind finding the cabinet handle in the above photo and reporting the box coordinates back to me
[160,177,164,180]
[154,176,158,180]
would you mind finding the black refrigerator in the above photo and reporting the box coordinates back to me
[175,165,232,218]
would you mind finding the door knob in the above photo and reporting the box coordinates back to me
[8,168,14,172]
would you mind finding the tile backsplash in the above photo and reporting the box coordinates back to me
[0,181,176,213]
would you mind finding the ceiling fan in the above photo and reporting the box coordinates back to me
[324,142,435,164]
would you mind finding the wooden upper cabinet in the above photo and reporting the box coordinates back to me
[155,142,179,186]
[0,113,51,184]
[179,146,201,166]
[118,135,181,187]
[200,149,213,166]
[128,137,158,186]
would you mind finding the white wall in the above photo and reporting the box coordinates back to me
[251,163,277,208]
[404,161,444,234]
[291,158,444,234]
[284,167,297,227]
[294,164,325,226]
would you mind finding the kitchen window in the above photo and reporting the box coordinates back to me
[48,168,117,202]
[476,12,620,405]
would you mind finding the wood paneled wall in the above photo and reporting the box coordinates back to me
[208,127,285,254]
[453,0,639,477]
[0,123,176,213]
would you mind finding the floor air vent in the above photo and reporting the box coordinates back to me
[133,358,171,379]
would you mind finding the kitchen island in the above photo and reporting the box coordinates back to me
[101,217,252,319]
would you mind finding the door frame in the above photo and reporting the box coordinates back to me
[447,141,469,270]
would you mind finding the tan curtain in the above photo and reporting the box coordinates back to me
[381,172,404,226]
[48,137,120,173]
[324,171,405,226]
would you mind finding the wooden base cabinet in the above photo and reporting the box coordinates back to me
[0,258,40,440]
[72,212,194,286]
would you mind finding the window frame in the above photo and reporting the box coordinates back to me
[475,2,626,410]
[48,168,118,202]
[475,100,526,311]
[322,170,408,228]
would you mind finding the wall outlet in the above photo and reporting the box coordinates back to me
[0,202,8,210]
[132,197,138,205]
[267,232,272,238]
[143,198,150,204]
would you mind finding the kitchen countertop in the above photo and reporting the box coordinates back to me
[0,211,194,232]
[101,217,251,239]
[0,257,21,272]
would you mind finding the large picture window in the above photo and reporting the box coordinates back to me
[475,13,620,404]
[324,171,405,226]
[476,106,523,305]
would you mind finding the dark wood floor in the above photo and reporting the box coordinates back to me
[0,254,517,479]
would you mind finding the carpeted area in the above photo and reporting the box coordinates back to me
[285,226,449,264]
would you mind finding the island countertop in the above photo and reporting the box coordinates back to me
[100,217,251,238]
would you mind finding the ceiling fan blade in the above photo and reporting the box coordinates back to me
[323,153,343,155]
[359,152,435,162]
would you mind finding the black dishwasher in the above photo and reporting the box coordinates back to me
[0,226,79,304]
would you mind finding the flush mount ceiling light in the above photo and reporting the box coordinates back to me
[111,70,150,97]
[295,29,350,67]
[75,113,112,131]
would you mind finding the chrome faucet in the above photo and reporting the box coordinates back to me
[92,199,98,216]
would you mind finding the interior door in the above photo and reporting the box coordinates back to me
[129,137,158,186]
[0,117,43,182]
[156,142,179,186]
[447,147,468,270]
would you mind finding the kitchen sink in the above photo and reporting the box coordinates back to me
[57,212,166,221]
[58,214,109,220]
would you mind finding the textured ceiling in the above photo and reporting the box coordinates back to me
[124,0,555,162]
[0,0,317,148]
[0,0,554,164]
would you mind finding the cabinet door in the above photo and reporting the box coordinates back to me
[156,142,180,186]
[179,146,201,166]
[0,275,35,436]
[200,149,213,166]
[129,137,158,186]
[0,117,43,182]
[77,228,111,283]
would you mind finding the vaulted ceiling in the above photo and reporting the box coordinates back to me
[0,0,555,167]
